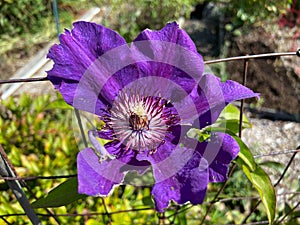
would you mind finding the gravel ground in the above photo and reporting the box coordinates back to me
[242,116,300,208]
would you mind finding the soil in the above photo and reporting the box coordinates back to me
[226,27,300,115]
[184,19,300,116]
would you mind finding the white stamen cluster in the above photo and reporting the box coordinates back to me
[109,91,170,153]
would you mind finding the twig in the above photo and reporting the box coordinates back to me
[200,56,250,225]
[239,58,248,137]
[0,174,77,181]
[275,201,300,224]
[254,149,300,158]
[0,145,42,225]
[0,207,153,218]
[0,50,299,85]
[0,77,48,85]
[204,51,299,64]
[74,109,88,148]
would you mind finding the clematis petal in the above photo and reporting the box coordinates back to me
[179,74,259,126]
[133,62,199,100]
[151,151,208,212]
[48,21,126,84]
[131,22,204,98]
[47,21,128,113]
[196,133,240,183]
[97,129,114,140]
[200,74,259,125]
[134,22,198,53]
[77,148,126,196]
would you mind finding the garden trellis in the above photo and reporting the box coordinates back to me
[0,50,299,225]
[0,1,300,224]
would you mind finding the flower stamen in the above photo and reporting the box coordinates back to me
[108,89,179,153]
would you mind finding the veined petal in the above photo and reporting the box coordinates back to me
[134,22,198,53]
[48,21,126,82]
[151,151,208,212]
[47,21,127,112]
[131,22,204,96]
[196,133,240,183]
[77,148,126,196]
[179,74,259,126]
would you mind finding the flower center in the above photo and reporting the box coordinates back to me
[129,113,149,131]
[108,90,179,153]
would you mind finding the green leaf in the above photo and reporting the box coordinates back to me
[142,196,154,207]
[214,104,251,133]
[0,182,9,191]
[232,134,257,172]
[31,178,86,208]
[259,161,285,173]
[197,126,275,223]
[186,128,211,142]
[239,164,276,224]
[45,98,73,110]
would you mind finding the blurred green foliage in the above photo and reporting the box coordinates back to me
[218,0,293,32]
[96,0,198,41]
[0,0,51,36]
[0,0,294,57]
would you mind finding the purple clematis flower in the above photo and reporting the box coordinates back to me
[47,21,259,212]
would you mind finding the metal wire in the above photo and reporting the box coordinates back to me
[0,51,299,224]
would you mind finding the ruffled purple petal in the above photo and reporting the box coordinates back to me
[178,74,259,127]
[131,22,204,98]
[77,148,127,196]
[196,133,240,182]
[47,21,128,113]
[200,74,259,125]
[134,22,198,53]
[48,21,126,81]
[133,62,199,100]
[151,151,208,212]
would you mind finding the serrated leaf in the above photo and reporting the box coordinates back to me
[31,178,86,208]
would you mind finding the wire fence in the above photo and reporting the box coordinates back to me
[0,50,299,224]
[0,1,300,224]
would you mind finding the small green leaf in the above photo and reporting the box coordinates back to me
[214,104,251,133]
[142,196,154,207]
[187,128,211,142]
[46,98,73,110]
[259,161,285,173]
[0,182,9,191]
[31,178,86,208]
